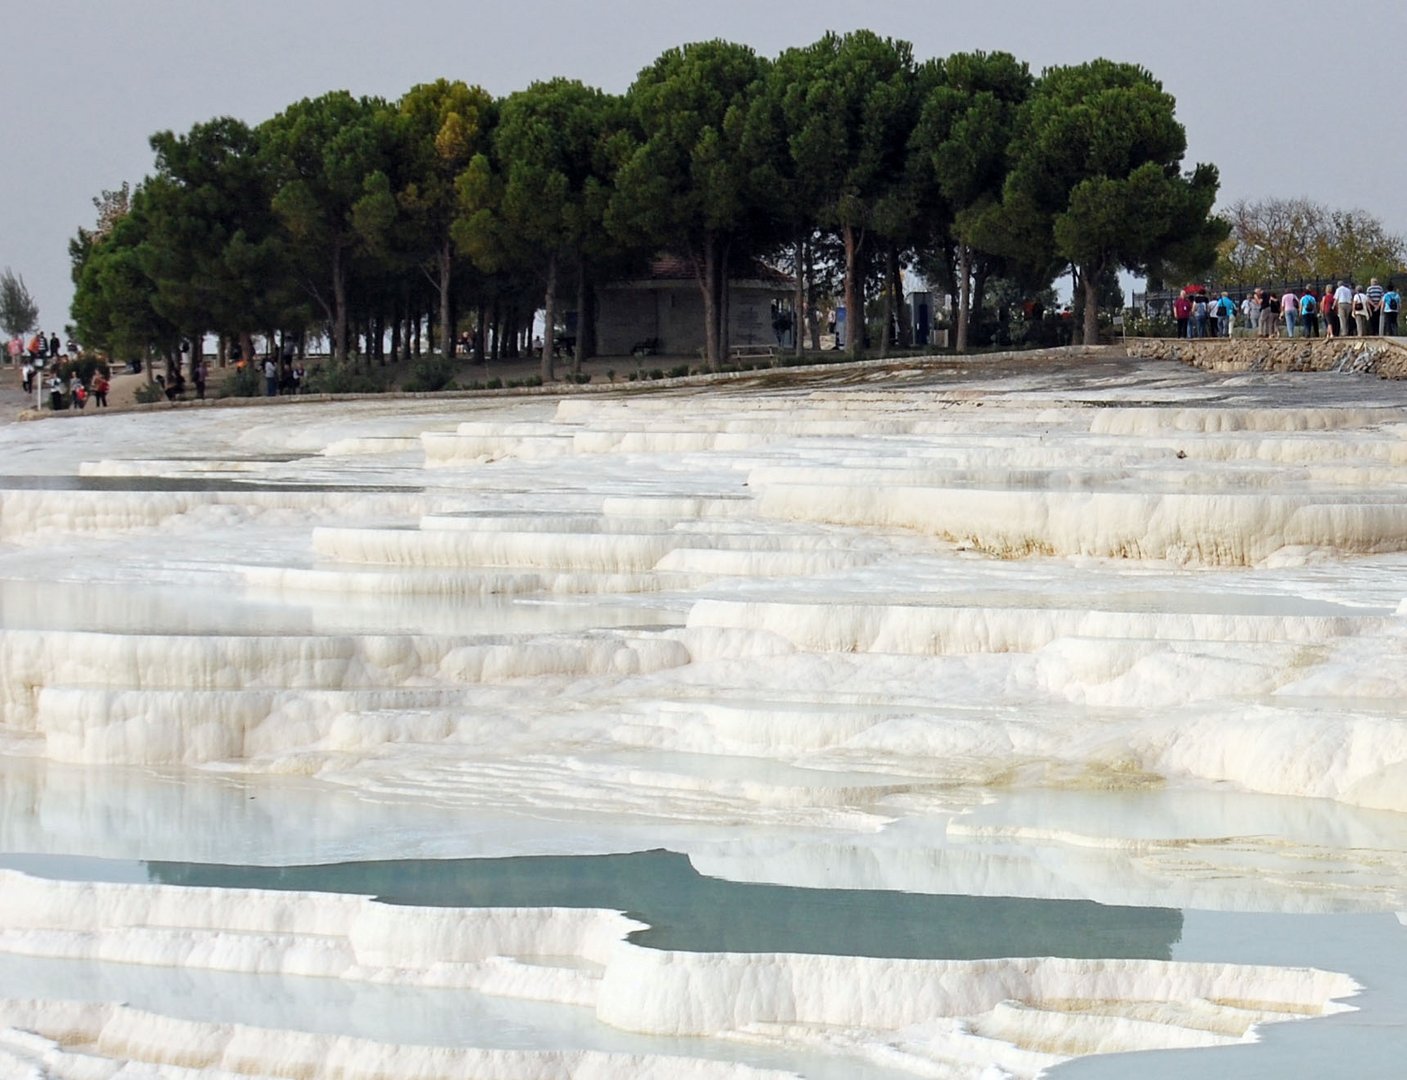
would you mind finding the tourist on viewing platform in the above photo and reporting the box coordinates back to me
[7,335,21,366]
[1280,290,1298,337]
[1257,289,1278,337]
[1172,290,1191,338]
[1216,292,1236,337]
[1299,290,1319,337]
[262,355,278,397]
[1366,278,1385,334]
[1382,284,1400,336]
[91,371,109,407]
[1192,294,1208,338]
[1323,286,1339,337]
[46,372,63,410]
[1352,285,1370,336]
[1334,281,1355,336]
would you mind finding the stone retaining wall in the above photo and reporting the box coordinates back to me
[1126,336,1407,379]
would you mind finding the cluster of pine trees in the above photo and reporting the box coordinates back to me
[70,32,1225,378]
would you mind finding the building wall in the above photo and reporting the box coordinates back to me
[597,284,788,356]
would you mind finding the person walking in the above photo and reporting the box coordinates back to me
[1216,292,1235,337]
[1323,286,1338,337]
[1172,291,1191,339]
[1382,283,1400,336]
[1299,290,1319,338]
[193,359,207,401]
[1280,290,1298,338]
[1334,281,1355,337]
[1352,285,1371,336]
[1366,278,1385,334]
[91,371,109,407]
[262,355,278,397]
[1256,289,1276,337]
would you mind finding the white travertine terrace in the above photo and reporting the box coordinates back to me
[0,871,1358,1079]
[1,356,1405,1076]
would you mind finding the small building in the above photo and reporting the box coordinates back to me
[595,255,796,357]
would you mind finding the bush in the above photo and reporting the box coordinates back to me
[668,364,689,378]
[133,381,166,405]
[217,366,262,398]
[401,356,457,393]
[304,359,389,395]
[485,376,503,390]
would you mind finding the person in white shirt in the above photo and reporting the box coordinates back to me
[1334,282,1355,337]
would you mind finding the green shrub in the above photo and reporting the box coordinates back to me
[649,368,664,380]
[401,356,457,393]
[133,381,166,405]
[485,376,503,390]
[304,359,389,395]
[217,366,262,398]
[668,364,689,378]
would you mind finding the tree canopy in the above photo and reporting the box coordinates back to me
[1215,196,1407,286]
[0,268,40,338]
[67,36,1235,366]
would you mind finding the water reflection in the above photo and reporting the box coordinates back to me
[135,849,1184,960]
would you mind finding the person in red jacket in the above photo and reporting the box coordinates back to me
[1171,291,1192,339]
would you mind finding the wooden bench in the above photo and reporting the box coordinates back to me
[728,343,779,364]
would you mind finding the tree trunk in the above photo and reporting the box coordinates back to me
[793,235,805,358]
[878,277,892,358]
[1082,267,1100,346]
[972,263,990,347]
[956,245,971,354]
[581,282,597,361]
[805,240,821,350]
[331,246,348,365]
[437,240,452,361]
[573,261,587,377]
[541,253,557,382]
[718,241,731,361]
[891,248,911,348]
[698,234,720,372]
[843,223,861,359]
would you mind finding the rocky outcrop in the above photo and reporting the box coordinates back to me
[1126,336,1407,378]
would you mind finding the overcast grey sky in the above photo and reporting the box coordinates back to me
[3,0,1403,333]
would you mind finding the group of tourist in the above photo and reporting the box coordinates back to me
[40,369,109,410]
[1173,280,1401,339]
[8,331,76,364]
